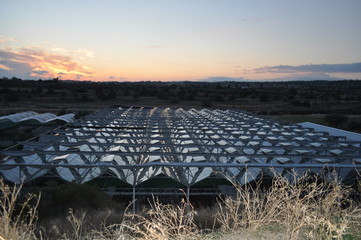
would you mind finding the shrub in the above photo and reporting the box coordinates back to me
[348,120,361,131]
[212,94,225,102]
[324,114,348,128]
[290,100,311,108]
[201,99,213,108]
[75,110,93,119]
[36,182,120,219]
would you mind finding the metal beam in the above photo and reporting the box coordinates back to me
[0,162,360,169]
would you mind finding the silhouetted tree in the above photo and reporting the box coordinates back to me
[259,93,269,102]
[201,99,213,108]
[4,90,20,101]
[347,120,361,131]
[324,114,348,128]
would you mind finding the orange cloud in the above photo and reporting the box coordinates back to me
[0,36,19,44]
[0,63,11,71]
[0,45,95,80]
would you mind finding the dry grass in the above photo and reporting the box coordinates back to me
[0,172,360,240]
[0,179,40,240]
[119,198,200,240]
[215,170,361,239]
[38,208,125,240]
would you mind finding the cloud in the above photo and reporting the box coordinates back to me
[0,46,95,80]
[52,48,95,58]
[31,70,51,78]
[0,36,18,44]
[255,63,361,74]
[147,45,163,49]
[0,60,34,79]
[76,74,84,80]
[78,49,95,58]
[263,72,342,81]
[196,76,248,82]
[240,17,261,22]
[108,76,127,81]
[194,72,343,82]
[32,70,49,75]
[0,62,11,71]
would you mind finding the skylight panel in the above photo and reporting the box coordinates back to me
[235,156,249,163]
[188,147,199,152]
[274,157,291,164]
[260,148,274,154]
[295,149,310,154]
[329,149,343,155]
[217,140,227,146]
[315,158,332,163]
[225,147,237,154]
[310,142,322,147]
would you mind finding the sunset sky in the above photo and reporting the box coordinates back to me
[1,0,361,82]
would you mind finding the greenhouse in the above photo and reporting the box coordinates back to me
[0,107,360,207]
[0,111,75,129]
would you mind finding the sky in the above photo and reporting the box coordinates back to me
[0,0,361,82]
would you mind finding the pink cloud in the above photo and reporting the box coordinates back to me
[0,46,95,79]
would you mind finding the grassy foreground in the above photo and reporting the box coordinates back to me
[1,172,361,240]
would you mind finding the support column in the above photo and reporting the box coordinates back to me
[132,185,136,213]
[19,167,22,184]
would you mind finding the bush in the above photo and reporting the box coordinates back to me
[36,182,119,219]
[290,100,311,108]
[170,98,179,104]
[324,114,348,128]
[212,94,225,102]
[4,90,20,101]
[75,110,92,119]
[201,99,213,108]
[57,109,68,116]
[348,120,361,131]
[259,93,269,102]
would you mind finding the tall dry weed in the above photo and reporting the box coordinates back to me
[1,171,359,240]
[122,197,200,240]
[215,170,359,239]
[41,208,125,240]
[0,179,39,240]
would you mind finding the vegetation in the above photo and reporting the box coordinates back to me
[324,114,349,128]
[1,78,360,129]
[1,172,360,240]
[0,78,360,134]
[0,180,39,240]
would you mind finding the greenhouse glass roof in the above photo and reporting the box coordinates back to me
[0,107,360,186]
[0,111,75,129]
